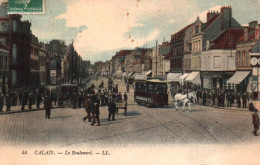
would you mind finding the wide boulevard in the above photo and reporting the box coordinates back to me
[0,76,258,148]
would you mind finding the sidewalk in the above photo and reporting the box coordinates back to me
[0,104,59,115]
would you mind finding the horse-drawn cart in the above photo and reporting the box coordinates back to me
[115,101,127,116]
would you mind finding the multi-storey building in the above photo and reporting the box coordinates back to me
[0,43,9,94]
[201,28,244,90]
[0,2,31,89]
[228,21,260,93]
[188,6,242,86]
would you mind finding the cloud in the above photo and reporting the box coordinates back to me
[56,0,194,62]
[188,5,221,23]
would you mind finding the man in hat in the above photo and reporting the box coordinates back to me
[83,97,91,122]
[91,96,101,126]
[44,94,52,119]
[107,98,116,121]
[252,109,260,136]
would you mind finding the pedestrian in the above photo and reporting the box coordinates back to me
[126,83,129,93]
[237,93,241,108]
[78,92,83,108]
[117,92,122,101]
[91,83,95,89]
[91,97,101,126]
[44,94,52,119]
[211,90,216,106]
[28,93,33,109]
[202,91,207,106]
[252,109,260,136]
[83,97,92,122]
[231,93,235,107]
[5,94,11,111]
[108,99,116,121]
[226,92,231,108]
[101,92,105,106]
[0,94,4,112]
[124,92,128,103]
[21,92,27,110]
[104,89,108,106]
[242,93,247,108]
[36,92,42,108]
[206,91,211,106]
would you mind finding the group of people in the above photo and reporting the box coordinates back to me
[82,78,128,126]
[0,90,45,112]
[195,89,250,108]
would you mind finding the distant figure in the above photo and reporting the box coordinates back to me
[252,109,260,136]
[124,92,128,103]
[44,95,52,119]
[5,94,11,112]
[108,99,116,121]
[91,98,100,126]
[0,94,4,112]
[83,97,91,122]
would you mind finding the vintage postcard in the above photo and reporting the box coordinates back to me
[0,0,260,164]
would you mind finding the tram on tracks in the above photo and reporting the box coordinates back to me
[134,76,170,107]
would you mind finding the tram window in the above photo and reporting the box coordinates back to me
[136,82,146,91]
[61,87,68,94]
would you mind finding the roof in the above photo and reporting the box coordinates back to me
[210,28,244,49]
[202,14,220,31]
[146,79,171,83]
[0,43,9,51]
[117,50,132,57]
[171,23,194,42]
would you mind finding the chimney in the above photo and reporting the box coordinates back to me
[221,6,232,29]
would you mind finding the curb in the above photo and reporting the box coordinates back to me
[0,106,60,115]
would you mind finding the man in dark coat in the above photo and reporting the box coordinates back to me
[242,93,247,108]
[124,92,128,103]
[0,94,4,112]
[21,92,27,111]
[107,99,116,121]
[28,93,33,109]
[36,92,42,108]
[252,109,260,136]
[237,93,241,108]
[126,83,129,93]
[83,97,91,122]
[104,89,108,106]
[226,92,231,108]
[5,94,11,111]
[44,94,52,119]
[91,97,100,126]
[202,91,207,106]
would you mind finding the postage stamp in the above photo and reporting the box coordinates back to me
[7,0,45,14]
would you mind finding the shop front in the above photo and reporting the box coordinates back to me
[201,71,235,90]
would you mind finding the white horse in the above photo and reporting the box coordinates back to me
[174,91,197,111]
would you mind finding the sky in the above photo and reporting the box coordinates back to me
[2,0,259,62]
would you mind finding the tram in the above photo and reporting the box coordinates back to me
[134,78,170,107]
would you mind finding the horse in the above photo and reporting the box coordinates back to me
[173,91,197,111]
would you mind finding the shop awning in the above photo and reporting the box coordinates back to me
[226,71,250,84]
[128,71,134,77]
[167,73,182,81]
[145,70,152,76]
[180,73,190,80]
[185,71,201,85]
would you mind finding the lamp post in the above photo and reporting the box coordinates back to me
[155,40,158,76]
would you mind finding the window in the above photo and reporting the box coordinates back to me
[236,51,240,66]
[245,51,249,66]
[4,56,7,69]
[213,56,221,68]
[12,70,17,88]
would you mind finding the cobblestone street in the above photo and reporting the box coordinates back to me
[0,77,258,148]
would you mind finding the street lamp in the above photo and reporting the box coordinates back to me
[155,40,158,76]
